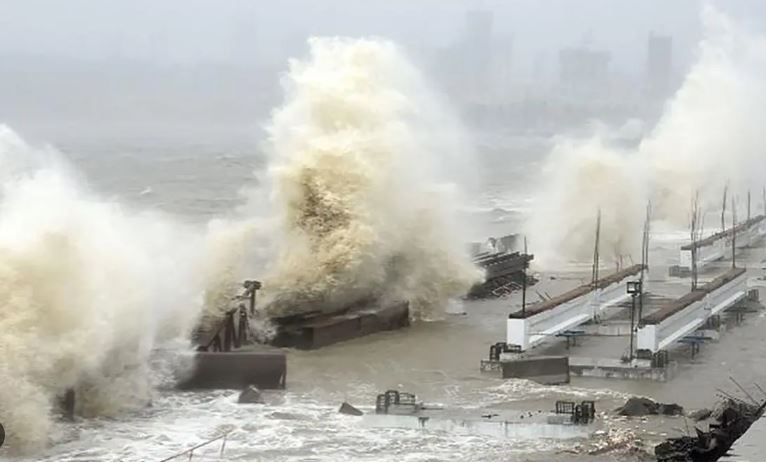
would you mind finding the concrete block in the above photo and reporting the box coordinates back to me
[501,356,570,385]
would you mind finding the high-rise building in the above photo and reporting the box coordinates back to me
[646,34,673,99]
[558,46,610,97]
[460,10,494,99]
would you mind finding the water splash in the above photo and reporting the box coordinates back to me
[210,37,482,321]
[0,126,204,453]
[528,6,766,266]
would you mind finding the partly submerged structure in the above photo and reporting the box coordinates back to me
[484,201,764,383]
[268,299,409,349]
[468,234,535,299]
[178,281,287,390]
[179,281,411,389]
[677,215,766,273]
[353,389,599,440]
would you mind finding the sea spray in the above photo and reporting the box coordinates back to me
[643,7,766,219]
[527,132,648,266]
[241,37,482,320]
[0,127,204,453]
[527,6,766,266]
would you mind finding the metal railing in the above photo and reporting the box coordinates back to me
[157,431,231,461]
[197,280,261,352]
[197,306,249,352]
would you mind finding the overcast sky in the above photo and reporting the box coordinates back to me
[4,1,766,73]
[0,1,738,67]
[2,0,765,142]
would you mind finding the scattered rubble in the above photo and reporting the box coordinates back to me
[687,408,713,422]
[338,402,364,416]
[616,397,684,417]
[237,386,265,404]
[655,397,766,462]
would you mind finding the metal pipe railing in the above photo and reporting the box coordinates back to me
[157,431,231,462]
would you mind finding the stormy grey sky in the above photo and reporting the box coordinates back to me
[1,0,765,143]
[0,0,711,69]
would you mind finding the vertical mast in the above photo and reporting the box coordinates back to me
[691,192,701,291]
[638,201,651,321]
[721,182,729,233]
[732,196,737,269]
[521,236,528,317]
[591,209,601,287]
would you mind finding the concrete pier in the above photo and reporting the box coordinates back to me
[677,215,766,272]
[506,265,644,351]
[636,268,747,354]
[501,356,570,385]
[569,356,677,382]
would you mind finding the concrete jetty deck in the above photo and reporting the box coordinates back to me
[636,267,747,354]
[482,239,765,383]
[677,215,766,271]
[505,264,644,351]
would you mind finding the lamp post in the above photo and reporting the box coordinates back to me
[627,280,643,362]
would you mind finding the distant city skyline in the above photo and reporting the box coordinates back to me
[0,0,763,140]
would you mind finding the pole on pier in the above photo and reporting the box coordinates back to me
[721,181,729,233]
[639,202,651,321]
[591,209,601,287]
[691,192,701,291]
[732,196,737,269]
[626,280,642,362]
[629,293,636,361]
[522,235,527,317]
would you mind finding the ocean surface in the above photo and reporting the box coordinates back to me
[7,133,766,461]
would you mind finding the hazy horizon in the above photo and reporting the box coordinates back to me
[4,0,763,144]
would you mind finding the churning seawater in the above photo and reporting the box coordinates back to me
[0,135,751,462]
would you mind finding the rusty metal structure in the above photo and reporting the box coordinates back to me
[179,280,287,390]
[468,251,535,299]
[195,280,261,353]
[179,277,413,389]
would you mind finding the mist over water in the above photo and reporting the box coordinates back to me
[527,7,766,266]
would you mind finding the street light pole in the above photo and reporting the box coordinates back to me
[627,280,642,362]
[629,292,636,361]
